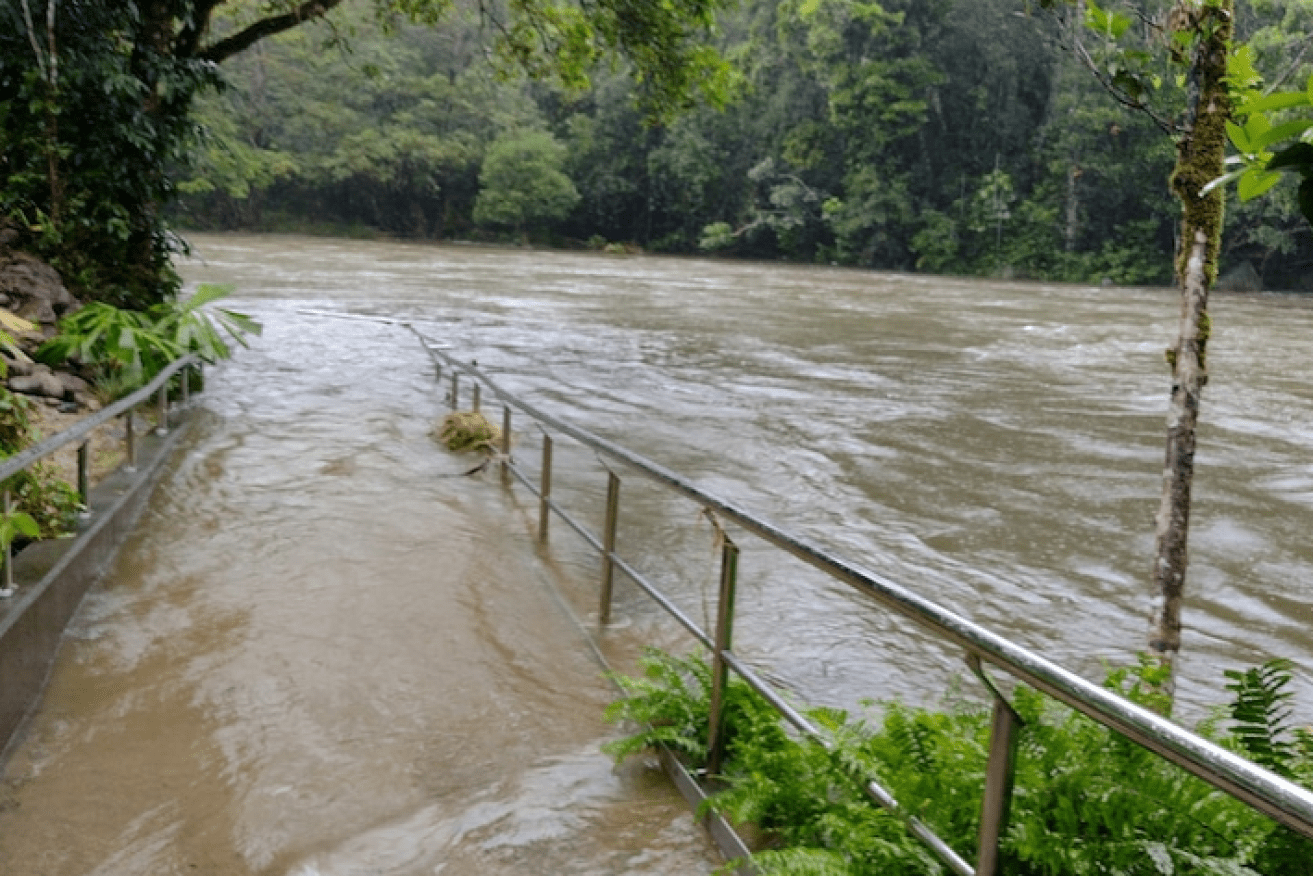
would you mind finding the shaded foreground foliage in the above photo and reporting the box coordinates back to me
[605,650,1313,876]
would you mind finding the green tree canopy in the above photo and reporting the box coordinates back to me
[152,0,1313,287]
[473,130,580,233]
[1,0,734,306]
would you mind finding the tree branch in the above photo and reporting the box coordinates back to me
[1265,34,1313,95]
[198,0,346,65]
[174,0,224,60]
[19,0,49,85]
[45,0,57,87]
[1072,36,1179,137]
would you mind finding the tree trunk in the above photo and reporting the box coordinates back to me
[1064,161,1080,252]
[1061,1,1084,254]
[21,0,61,222]
[1149,0,1233,702]
[1148,230,1208,693]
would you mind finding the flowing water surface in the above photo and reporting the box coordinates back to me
[2,233,1313,873]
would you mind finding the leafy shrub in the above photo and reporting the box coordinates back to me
[0,283,259,550]
[0,389,81,540]
[605,651,1313,876]
[37,283,260,400]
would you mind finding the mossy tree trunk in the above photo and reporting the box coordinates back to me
[1149,0,1233,702]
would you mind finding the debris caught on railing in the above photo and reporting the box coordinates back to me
[435,410,502,454]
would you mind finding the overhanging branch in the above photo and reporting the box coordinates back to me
[1266,34,1313,95]
[198,0,346,64]
[175,0,224,60]
[1072,37,1179,138]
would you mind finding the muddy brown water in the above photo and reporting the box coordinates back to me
[3,232,1313,873]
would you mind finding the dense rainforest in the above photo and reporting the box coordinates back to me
[0,0,732,308]
[170,0,1313,289]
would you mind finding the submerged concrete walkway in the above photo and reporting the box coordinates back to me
[0,314,719,875]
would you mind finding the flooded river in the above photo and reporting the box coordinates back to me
[2,233,1312,873]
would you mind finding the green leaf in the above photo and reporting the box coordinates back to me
[1226,44,1262,96]
[1250,118,1313,153]
[1112,70,1144,101]
[1239,91,1313,118]
[1085,1,1131,40]
[1237,168,1281,202]
[1226,120,1253,154]
[1225,659,1296,776]
[11,512,40,540]
[186,283,237,310]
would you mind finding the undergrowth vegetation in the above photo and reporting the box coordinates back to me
[0,283,260,560]
[605,651,1313,876]
[0,347,80,542]
[0,388,77,541]
[37,283,260,401]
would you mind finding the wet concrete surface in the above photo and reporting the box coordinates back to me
[0,302,719,875]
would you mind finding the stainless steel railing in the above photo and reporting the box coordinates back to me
[417,337,1313,876]
[0,355,200,596]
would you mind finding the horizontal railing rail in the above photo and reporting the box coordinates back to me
[0,355,199,484]
[0,354,200,596]
[416,335,1313,876]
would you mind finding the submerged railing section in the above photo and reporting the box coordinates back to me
[419,339,1313,876]
[0,355,199,597]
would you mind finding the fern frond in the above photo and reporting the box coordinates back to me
[749,847,855,876]
[1225,659,1296,776]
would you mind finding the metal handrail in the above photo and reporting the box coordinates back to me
[0,353,200,597]
[417,338,1313,871]
[0,354,199,484]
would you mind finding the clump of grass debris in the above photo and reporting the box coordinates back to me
[435,411,501,453]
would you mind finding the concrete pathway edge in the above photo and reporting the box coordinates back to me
[0,414,195,761]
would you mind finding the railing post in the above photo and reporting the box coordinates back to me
[124,412,136,471]
[472,383,481,413]
[501,405,512,483]
[156,382,169,436]
[538,434,553,542]
[181,363,191,407]
[600,471,621,624]
[706,536,740,777]
[976,690,1022,876]
[450,372,459,411]
[77,442,90,513]
[2,491,12,596]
